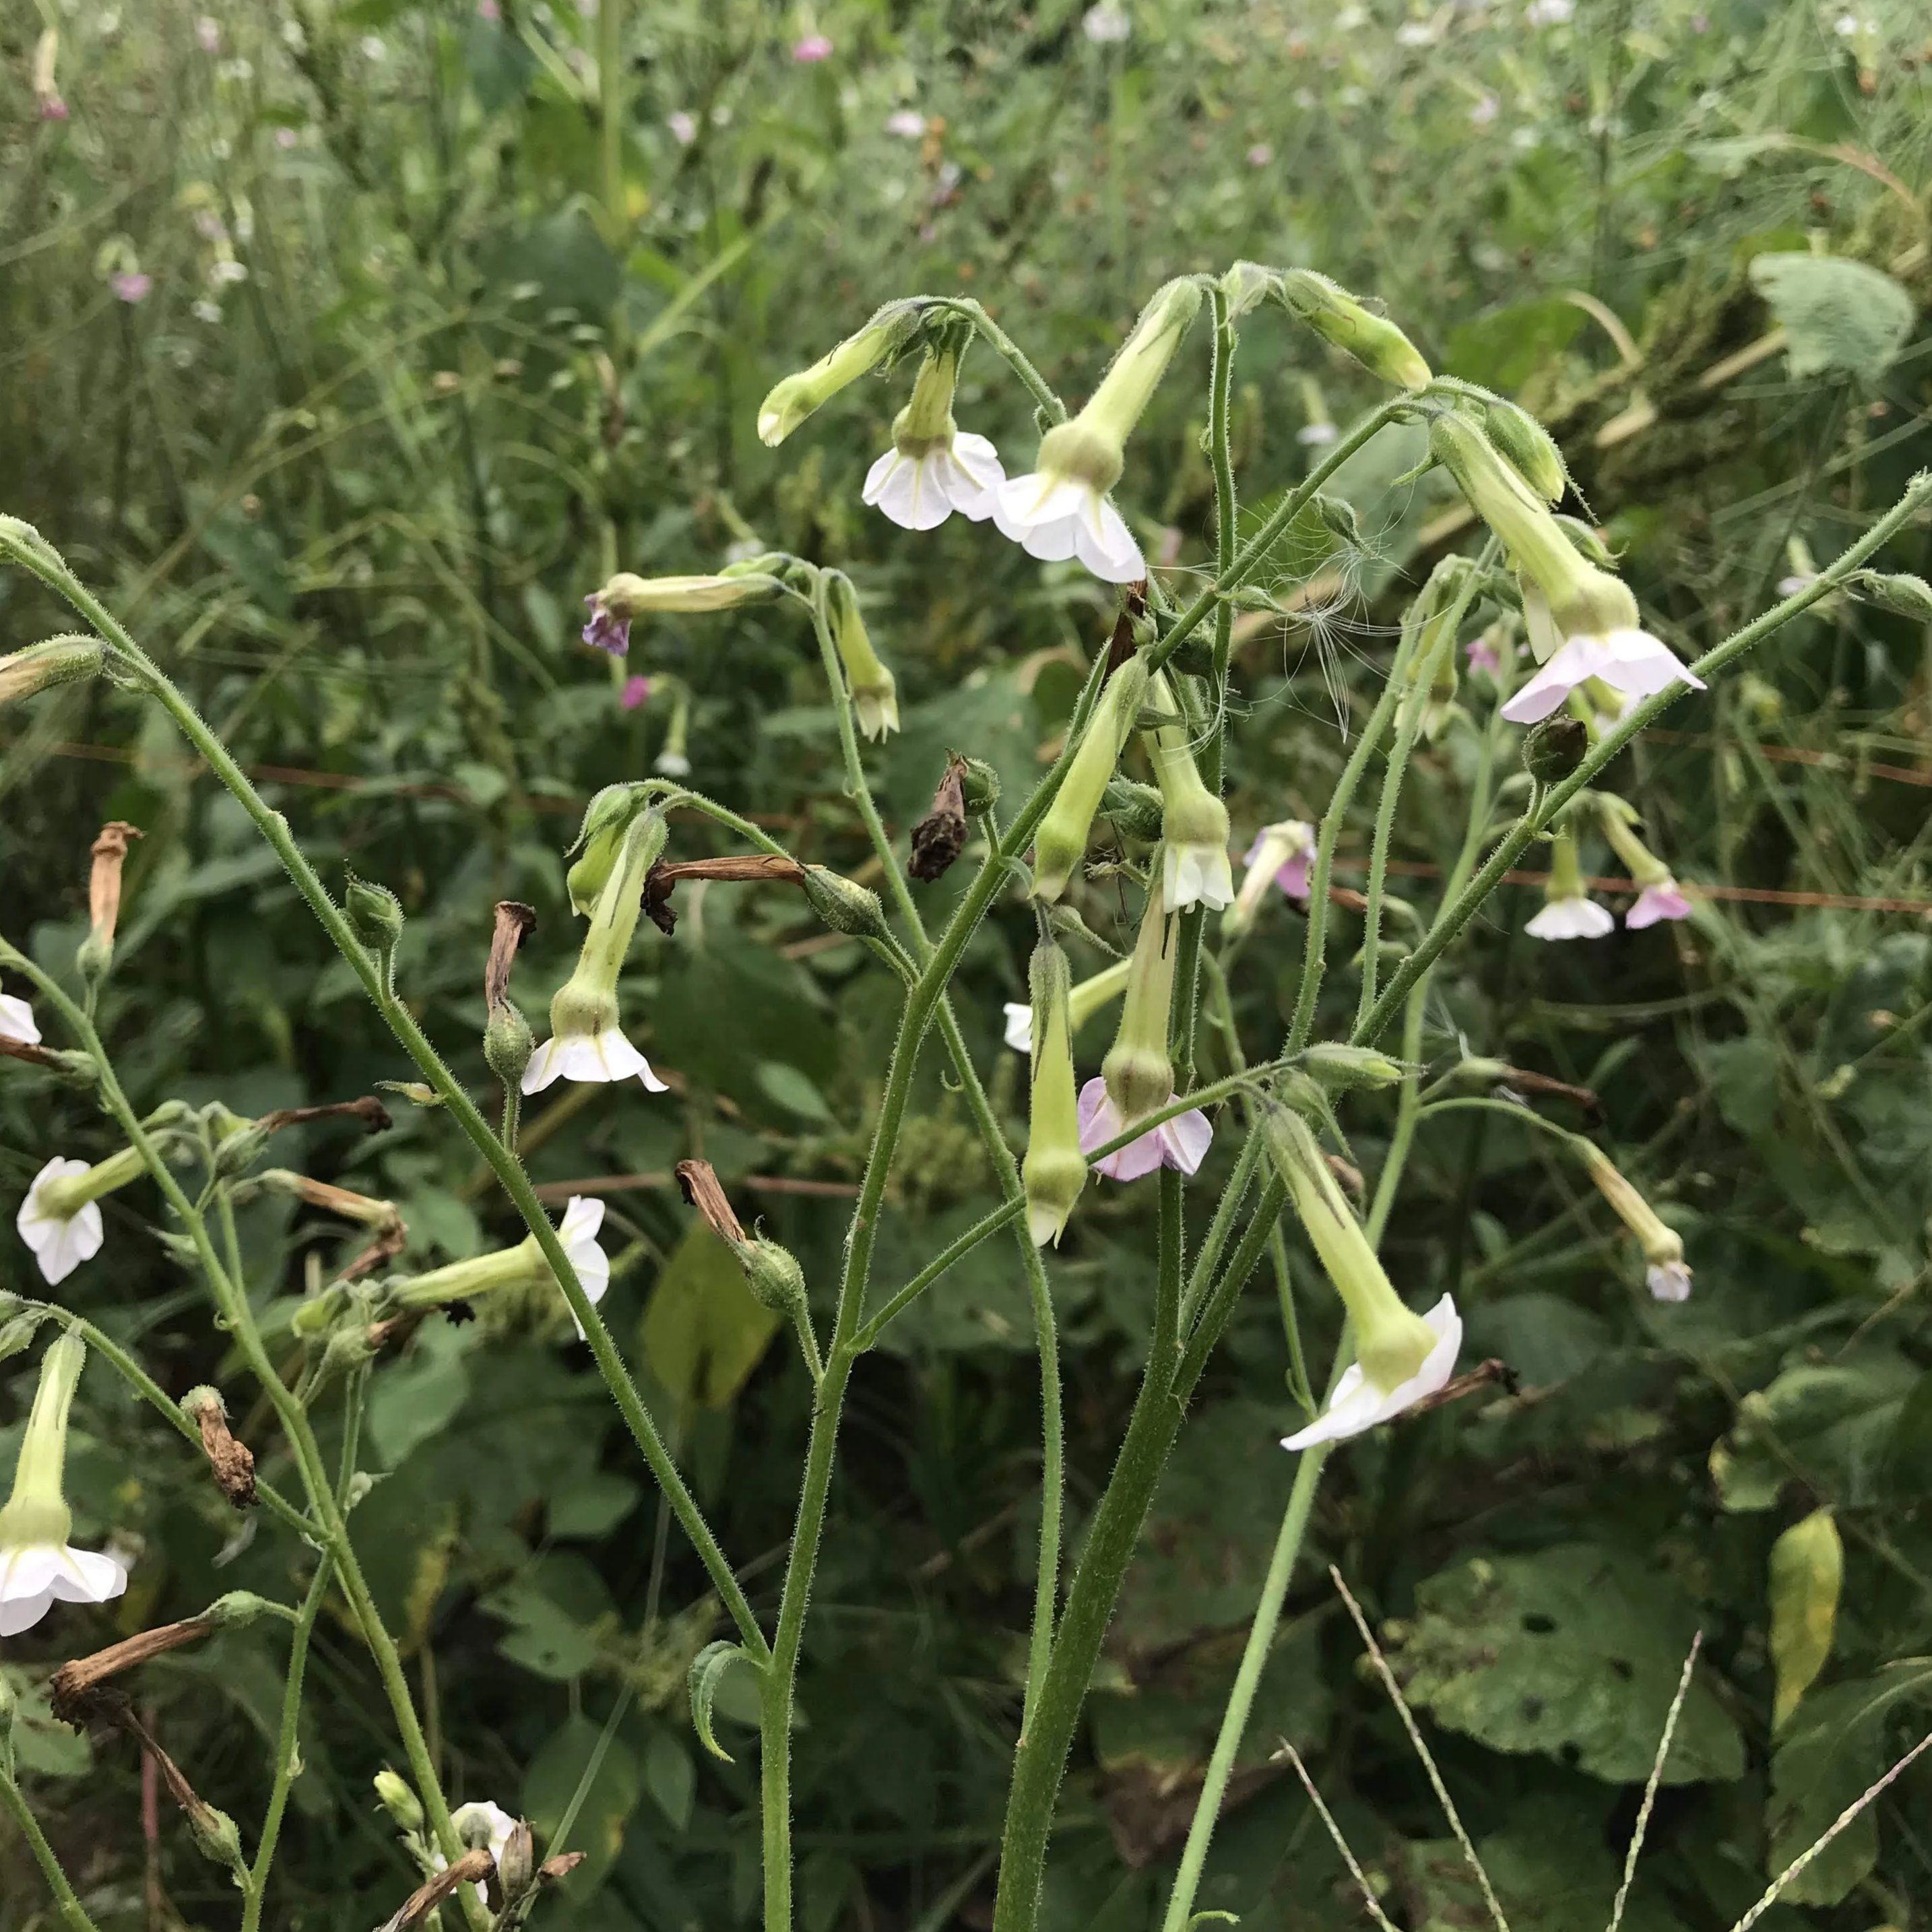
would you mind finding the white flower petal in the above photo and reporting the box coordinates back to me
[1647,1260,1693,1302]
[1282,1295,1462,1449]
[1499,635,1610,725]
[0,993,40,1044]
[1157,1107,1214,1176]
[861,447,903,507]
[521,1028,668,1094]
[1526,895,1615,941]
[0,1541,127,1632]
[944,432,1005,517]
[1072,495,1146,585]
[1597,628,1706,699]
[17,1158,106,1285]
[996,471,1088,535]
[1004,1002,1033,1054]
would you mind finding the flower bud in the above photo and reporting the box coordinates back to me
[1101,891,1178,1124]
[1579,1145,1692,1301]
[499,1820,537,1898]
[1221,259,1280,320]
[1521,715,1588,783]
[0,636,103,710]
[1846,569,1932,622]
[825,574,898,741]
[1552,513,1618,568]
[189,1802,245,1875]
[800,866,889,940]
[567,784,654,917]
[1032,657,1150,903]
[485,1000,535,1091]
[953,754,1000,813]
[757,299,928,446]
[1077,277,1204,451]
[374,1770,424,1833]
[202,1590,276,1631]
[739,1237,808,1318]
[1299,1044,1407,1092]
[1481,397,1567,503]
[582,571,783,654]
[1275,271,1431,391]
[344,874,404,958]
[1101,775,1164,842]
[1021,940,1087,1246]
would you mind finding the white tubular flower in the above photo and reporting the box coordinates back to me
[1580,1145,1692,1303]
[0,1334,129,1637]
[524,809,672,1096]
[1525,826,1613,942]
[1225,820,1314,936]
[1282,1295,1462,1450]
[1428,412,1703,726]
[554,1194,610,1337]
[994,278,1202,584]
[434,1799,521,1903]
[863,346,1005,531]
[1144,672,1233,913]
[0,991,40,1043]
[15,1148,142,1287]
[1266,1107,1463,1450]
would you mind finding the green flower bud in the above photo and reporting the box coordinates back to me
[203,1590,276,1631]
[189,1801,245,1875]
[738,1237,808,1318]
[1021,940,1087,1247]
[1032,657,1150,903]
[1299,1044,1408,1092]
[1100,775,1164,842]
[757,300,928,447]
[953,755,1000,814]
[1101,891,1179,1124]
[1481,397,1568,503]
[484,999,535,1091]
[800,866,889,940]
[1521,715,1588,783]
[1275,271,1431,391]
[825,575,899,742]
[374,1770,425,1834]
[344,874,404,957]
[0,635,103,711]
[1847,569,1932,622]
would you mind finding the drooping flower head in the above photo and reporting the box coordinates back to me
[1031,655,1150,903]
[0,1333,129,1636]
[1578,1145,1692,1301]
[1003,957,1130,1054]
[1142,671,1233,913]
[391,1196,612,1335]
[1266,1105,1461,1449]
[524,805,672,1095]
[824,573,899,740]
[1428,412,1703,725]
[579,570,781,658]
[1078,888,1212,1181]
[758,299,926,448]
[1021,940,1088,1246]
[16,1147,144,1287]
[994,278,1202,583]
[1597,794,1692,930]
[1225,820,1314,938]
[1524,825,1613,942]
[862,343,1005,532]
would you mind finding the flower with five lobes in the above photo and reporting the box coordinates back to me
[1427,412,1703,725]
[1021,941,1089,1246]
[16,1146,146,1286]
[824,573,899,740]
[1031,655,1151,903]
[994,278,1202,583]
[1004,956,1130,1054]
[862,344,1006,531]
[1142,672,1233,912]
[1225,820,1316,936]
[0,1332,130,1637]
[1580,1144,1692,1301]
[1598,795,1692,929]
[1266,1107,1462,1449]
[758,298,929,448]
[580,570,783,657]
[391,1196,611,1334]
[524,806,672,1095]
[1079,889,1213,1181]
[1524,824,1613,941]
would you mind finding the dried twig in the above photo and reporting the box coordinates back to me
[375,1848,495,1932]
[1606,1632,1702,1932]
[643,853,806,934]
[1275,1741,1402,1932]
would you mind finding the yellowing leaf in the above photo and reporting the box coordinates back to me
[1770,1507,1843,1731]
[639,1224,780,1412]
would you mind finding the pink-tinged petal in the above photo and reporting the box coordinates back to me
[1077,1077,1165,1182]
[1467,637,1502,676]
[1625,880,1692,928]
[1157,1107,1213,1175]
[1597,629,1706,700]
[1283,1293,1461,1449]
[1275,851,1312,900]
[1499,635,1609,725]
[619,673,651,711]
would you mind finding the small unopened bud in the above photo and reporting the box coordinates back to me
[0,1312,46,1362]
[1221,259,1280,320]
[757,299,928,447]
[826,573,899,742]
[344,874,405,957]
[1315,494,1363,548]
[1274,271,1431,391]
[210,1123,272,1180]
[1481,397,1568,503]
[203,1590,275,1630]
[1846,569,1932,621]
[567,784,653,916]
[800,866,888,940]
[953,755,1000,813]
[1521,715,1588,783]
[485,1001,534,1091]
[0,636,103,710]
[189,1801,245,1874]
[1553,513,1618,568]
[291,1285,350,1339]
[740,1237,808,1318]
[374,1770,425,1833]
[1299,1044,1407,1091]
[1101,776,1165,842]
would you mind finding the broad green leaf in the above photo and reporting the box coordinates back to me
[1710,1355,1919,1512]
[639,1224,781,1411]
[1384,1543,1744,1785]
[1766,1662,1932,1905]
[365,1321,471,1468]
[1769,1508,1842,1731]
[643,1728,695,1831]
[1749,253,1916,382]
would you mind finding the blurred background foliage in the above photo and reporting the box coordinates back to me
[4,0,1932,1927]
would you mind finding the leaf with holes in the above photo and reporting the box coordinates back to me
[1382,1543,1743,1785]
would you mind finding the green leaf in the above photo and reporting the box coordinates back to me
[1766,1662,1932,1905]
[755,1060,833,1124]
[688,1640,754,1764]
[1710,1355,1919,1513]
[639,1224,781,1411]
[365,1322,471,1468]
[643,1728,695,1830]
[1384,1543,1745,1785]
[522,1712,641,1900]
[1769,1508,1842,1731]
[1749,253,1917,382]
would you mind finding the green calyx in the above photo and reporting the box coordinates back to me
[1,1332,86,1528]
[1032,658,1149,903]
[1101,895,1178,1121]
[35,1145,144,1221]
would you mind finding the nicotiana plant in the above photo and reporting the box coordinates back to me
[2,260,1929,1932]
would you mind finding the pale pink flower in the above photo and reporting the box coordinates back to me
[1625,879,1692,928]
[110,271,152,303]
[1282,1296,1462,1449]
[619,673,651,711]
[1526,893,1614,942]
[1077,1077,1211,1183]
[792,33,833,61]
